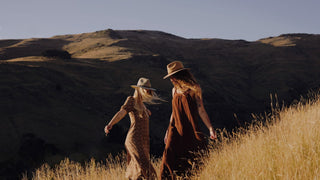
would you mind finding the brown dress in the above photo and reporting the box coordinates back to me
[160,88,207,179]
[121,96,157,180]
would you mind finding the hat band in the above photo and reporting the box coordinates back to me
[131,85,156,90]
[163,68,189,79]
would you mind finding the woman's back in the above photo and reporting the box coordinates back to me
[171,88,203,142]
[160,88,206,179]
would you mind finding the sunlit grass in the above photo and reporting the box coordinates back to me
[197,95,320,179]
[25,153,127,180]
[24,153,162,180]
[26,95,320,179]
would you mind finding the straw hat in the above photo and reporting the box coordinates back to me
[163,61,189,79]
[131,77,156,91]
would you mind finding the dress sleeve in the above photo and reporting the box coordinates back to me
[120,96,135,112]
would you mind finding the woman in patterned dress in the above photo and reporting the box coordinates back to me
[160,61,217,179]
[105,77,162,180]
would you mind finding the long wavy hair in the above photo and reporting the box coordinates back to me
[134,87,164,105]
[170,69,199,91]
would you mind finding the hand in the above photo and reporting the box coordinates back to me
[209,128,217,140]
[104,124,112,136]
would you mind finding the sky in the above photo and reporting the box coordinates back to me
[0,0,319,41]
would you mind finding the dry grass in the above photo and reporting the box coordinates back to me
[198,95,320,179]
[26,95,320,180]
[259,36,301,46]
[63,37,132,61]
[4,56,50,62]
[24,153,162,180]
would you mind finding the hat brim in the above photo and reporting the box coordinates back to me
[131,85,156,91]
[163,68,189,79]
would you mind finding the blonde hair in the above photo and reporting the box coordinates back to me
[134,87,164,105]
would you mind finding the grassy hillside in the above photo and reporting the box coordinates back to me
[1,29,320,178]
[198,94,320,179]
[26,93,320,179]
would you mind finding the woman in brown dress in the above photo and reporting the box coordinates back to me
[160,61,217,179]
[105,77,162,180]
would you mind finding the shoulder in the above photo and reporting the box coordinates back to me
[194,84,201,92]
[125,96,135,103]
[126,96,134,101]
[123,96,135,105]
[172,87,176,96]
[121,96,135,111]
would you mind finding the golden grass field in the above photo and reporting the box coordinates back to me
[198,95,320,180]
[23,94,320,180]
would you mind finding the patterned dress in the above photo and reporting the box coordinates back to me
[160,88,207,179]
[120,96,156,180]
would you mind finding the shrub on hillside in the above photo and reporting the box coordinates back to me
[42,49,71,59]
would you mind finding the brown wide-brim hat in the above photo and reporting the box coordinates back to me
[131,77,156,91]
[163,61,189,79]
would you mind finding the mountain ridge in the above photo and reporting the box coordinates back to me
[1,29,320,179]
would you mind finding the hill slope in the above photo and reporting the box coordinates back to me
[28,91,320,179]
[1,30,320,179]
[198,94,320,179]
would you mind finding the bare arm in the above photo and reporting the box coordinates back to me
[195,87,217,139]
[104,109,127,135]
